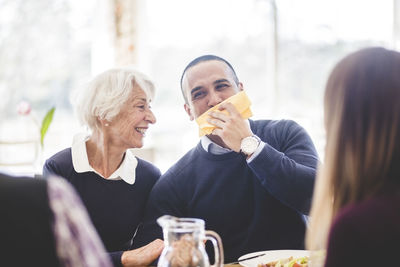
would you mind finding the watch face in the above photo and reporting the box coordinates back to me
[241,136,259,155]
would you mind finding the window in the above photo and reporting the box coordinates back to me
[0,0,397,174]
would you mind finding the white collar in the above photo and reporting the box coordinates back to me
[200,136,232,155]
[200,120,251,155]
[71,133,138,185]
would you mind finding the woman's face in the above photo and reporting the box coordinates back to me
[106,84,156,149]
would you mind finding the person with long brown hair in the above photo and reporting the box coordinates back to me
[306,47,400,266]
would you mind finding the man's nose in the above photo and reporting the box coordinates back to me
[207,92,223,107]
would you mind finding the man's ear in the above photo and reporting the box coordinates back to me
[184,103,195,121]
[238,82,244,91]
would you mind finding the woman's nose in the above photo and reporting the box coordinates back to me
[146,109,156,124]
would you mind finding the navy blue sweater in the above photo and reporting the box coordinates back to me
[43,148,160,266]
[133,119,319,263]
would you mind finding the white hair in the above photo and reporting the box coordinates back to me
[73,68,155,131]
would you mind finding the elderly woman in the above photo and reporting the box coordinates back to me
[43,68,163,267]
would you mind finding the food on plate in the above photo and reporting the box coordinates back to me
[257,256,308,267]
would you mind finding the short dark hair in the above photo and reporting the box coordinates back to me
[180,55,239,103]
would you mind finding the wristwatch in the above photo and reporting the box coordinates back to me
[240,135,261,156]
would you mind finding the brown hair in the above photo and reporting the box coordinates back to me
[306,47,400,251]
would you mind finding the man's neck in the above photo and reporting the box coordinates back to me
[207,134,228,148]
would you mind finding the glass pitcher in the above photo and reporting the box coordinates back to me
[157,215,224,267]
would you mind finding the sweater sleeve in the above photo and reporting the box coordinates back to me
[249,120,319,215]
[48,177,113,267]
[43,159,61,178]
[132,175,185,249]
[109,251,124,267]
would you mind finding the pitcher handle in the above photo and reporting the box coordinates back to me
[205,230,224,267]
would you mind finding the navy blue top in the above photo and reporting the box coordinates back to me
[324,193,400,267]
[0,173,60,267]
[43,148,160,266]
[133,119,319,263]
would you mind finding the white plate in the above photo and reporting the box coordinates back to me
[238,250,310,267]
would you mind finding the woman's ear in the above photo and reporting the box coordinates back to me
[98,117,110,127]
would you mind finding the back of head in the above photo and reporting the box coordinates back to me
[73,68,155,132]
[306,47,400,251]
[324,47,400,210]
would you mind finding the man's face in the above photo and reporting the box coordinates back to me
[182,60,243,120]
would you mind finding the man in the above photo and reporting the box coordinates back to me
[133,55,319,263]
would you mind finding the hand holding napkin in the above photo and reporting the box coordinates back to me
[195,91,253,136]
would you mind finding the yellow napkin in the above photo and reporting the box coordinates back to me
[195,91,253,136]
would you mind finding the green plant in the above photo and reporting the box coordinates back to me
[40,107,55,147]
[17,101,56,147]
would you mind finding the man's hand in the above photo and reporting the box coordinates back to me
[121,239,164,267]
[207,102,253,152]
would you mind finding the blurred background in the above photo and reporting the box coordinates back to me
[0,0,399,174]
